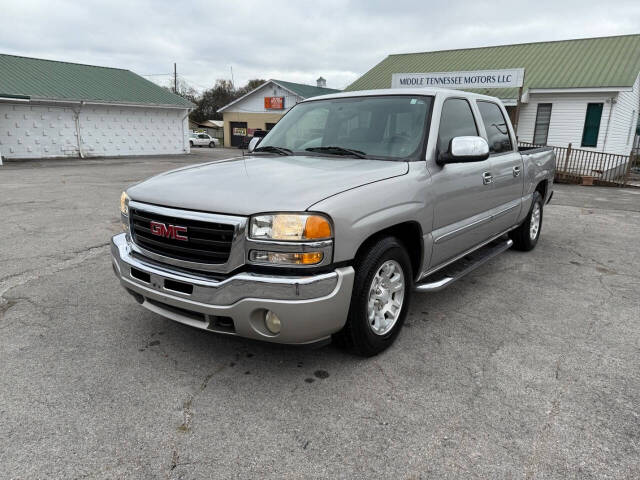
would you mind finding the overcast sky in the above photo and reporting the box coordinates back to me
[2,0,639,92]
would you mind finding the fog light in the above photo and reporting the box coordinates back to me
[264,310,281,334]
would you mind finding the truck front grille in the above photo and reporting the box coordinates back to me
[130,207,235,264]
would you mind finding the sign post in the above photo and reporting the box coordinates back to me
[512,70,526,138]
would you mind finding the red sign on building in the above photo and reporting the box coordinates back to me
[264,96,285,110]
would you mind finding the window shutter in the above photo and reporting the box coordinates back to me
[581,103,603,148]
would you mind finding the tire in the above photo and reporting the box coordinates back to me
[189,141,194,147]
[334,237,413,357]
[209,142,215,148]
[509,191,543,251]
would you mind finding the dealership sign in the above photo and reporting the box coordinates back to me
[264,96,285,110]
[391,68,524,90]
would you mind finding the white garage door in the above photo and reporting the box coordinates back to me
[0,103,188,159]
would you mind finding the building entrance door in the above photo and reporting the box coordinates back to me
[230,122,248,147]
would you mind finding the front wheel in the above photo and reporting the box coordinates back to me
[509,191,543,251]
[334,237,412,357]
[209,142,215,148]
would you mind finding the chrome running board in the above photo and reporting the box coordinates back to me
[414,238,513,292]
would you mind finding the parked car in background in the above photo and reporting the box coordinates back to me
[189,132,220,148]
[113,88,555,357]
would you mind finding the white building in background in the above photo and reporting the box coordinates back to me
[516,75,640,155]
[218,79,340,147]
[0,54,194,160]
[346,34,640,157]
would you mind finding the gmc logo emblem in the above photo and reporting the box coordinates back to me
[150,220,188,241]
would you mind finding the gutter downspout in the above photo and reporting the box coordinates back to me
[182,108,192,153]
[602,96,616,152]
[72,101,85,159]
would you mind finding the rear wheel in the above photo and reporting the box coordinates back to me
[334,237,412,357]
[189,140,194,147]
[509,191,543,251]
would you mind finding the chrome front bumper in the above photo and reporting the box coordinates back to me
[111,233,355,344]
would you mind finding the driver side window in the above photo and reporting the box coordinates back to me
[437,98,478,154]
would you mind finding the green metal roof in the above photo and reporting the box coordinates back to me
[273,79,340,98]
[345,34,640,99]
[0,53,193,107]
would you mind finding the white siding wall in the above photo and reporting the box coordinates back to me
[517,92,618,153]
[517,83,640,156]
[604,74,640,155]
[0,102,189,159]
[225,83,304,114]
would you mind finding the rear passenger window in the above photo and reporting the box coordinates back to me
[437,98,478,154]
[477,101,512,153]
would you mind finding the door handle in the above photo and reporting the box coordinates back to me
[513,166,521,177]
[482,172,493,185]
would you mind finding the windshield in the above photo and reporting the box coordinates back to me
[257,95,433,160]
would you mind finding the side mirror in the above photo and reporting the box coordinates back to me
[248,137,261,153]
[438,136,489,165]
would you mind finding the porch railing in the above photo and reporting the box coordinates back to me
[518,142,634,187]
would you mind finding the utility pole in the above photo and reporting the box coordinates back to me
[174,63,178,94]
[230,66,235,90]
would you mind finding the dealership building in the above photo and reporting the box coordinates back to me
[346,34,640,156]
[0,54,193,161]
[218,78,339,147]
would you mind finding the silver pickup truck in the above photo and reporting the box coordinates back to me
[111,88,555,356]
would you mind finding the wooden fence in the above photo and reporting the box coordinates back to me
[518,142,635,187]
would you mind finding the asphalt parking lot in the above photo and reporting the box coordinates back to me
[1,149,639,479]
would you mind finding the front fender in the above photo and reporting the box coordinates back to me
[308,162,433,265]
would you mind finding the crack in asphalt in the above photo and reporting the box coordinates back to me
[550,202,640,214]
[168,365,226,477]
[177,368,223,433]
[0,242,109,321]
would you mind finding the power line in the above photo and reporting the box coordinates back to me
[177,74,210,91]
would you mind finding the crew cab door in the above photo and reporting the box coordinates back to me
[429,97,494,268]
[476,100,524,233]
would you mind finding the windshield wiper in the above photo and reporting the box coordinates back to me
[305,146,367,159]
[254,145,293,156]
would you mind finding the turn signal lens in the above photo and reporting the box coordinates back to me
[249,250,324,265]
[299,252,324,264]
[120,191,130,216]
[304,215,332,240]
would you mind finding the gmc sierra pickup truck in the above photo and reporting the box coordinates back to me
[112,88,555,356]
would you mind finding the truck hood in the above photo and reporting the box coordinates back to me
[127,155,408,215]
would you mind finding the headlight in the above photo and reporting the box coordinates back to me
[250,213,332,241]
[120,191,130,216]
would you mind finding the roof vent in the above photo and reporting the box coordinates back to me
[316,77,326,88]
